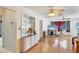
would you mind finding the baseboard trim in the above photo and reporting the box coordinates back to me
[22,42,39,53]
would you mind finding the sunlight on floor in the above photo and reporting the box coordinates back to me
[26,35,75,53]
[53,39,67,49]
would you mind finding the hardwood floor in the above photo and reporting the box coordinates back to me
[25,35,76,53]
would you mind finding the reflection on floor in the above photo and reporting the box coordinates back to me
[25,35,75,53]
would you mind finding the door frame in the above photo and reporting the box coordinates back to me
[39,20,43,40]
[0,15,3,48]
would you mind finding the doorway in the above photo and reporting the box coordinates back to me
[39,20,43,39]
[0,16,3,48]
[48,21,70,35]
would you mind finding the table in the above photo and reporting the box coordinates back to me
[75,40,79,53]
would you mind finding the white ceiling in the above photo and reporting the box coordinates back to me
[25,6,79,18]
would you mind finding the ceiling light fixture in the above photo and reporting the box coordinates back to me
[48,8,56,17]
[48,7,64,17]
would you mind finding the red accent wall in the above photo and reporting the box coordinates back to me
[55,21,64,31]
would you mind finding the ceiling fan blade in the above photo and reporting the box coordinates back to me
[57,9,64,11]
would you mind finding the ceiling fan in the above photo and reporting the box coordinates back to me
[48,7,65,17]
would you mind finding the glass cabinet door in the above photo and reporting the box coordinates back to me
[21,15,30,36]
[21,14,35,37]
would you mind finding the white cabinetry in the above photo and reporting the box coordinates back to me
[23,37,31,51]
[23,35,39,52]
[31,35,36,47]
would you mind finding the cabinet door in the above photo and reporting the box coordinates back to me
[24,37,31,51]
[31,35,36,46]
[36,35,39,43]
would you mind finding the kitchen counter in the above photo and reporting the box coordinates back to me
[21,33,36,39]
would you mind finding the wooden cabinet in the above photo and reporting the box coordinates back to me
[75,40,79,53]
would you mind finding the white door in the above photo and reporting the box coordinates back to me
[3,9,16,52]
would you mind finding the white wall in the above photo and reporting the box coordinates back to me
[2,6,44,52]
[2,9,17,52]
[70,18,79,37]
[3,6,43,38]
[41,18,49,36]
[0,8,17,52]
[48,17,79,37]
[2,6,79,52]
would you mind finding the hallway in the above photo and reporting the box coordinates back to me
[0,6,79,53]
[25,35,75,53]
